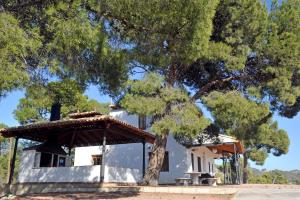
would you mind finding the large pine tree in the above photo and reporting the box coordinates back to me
[0,0,299,185]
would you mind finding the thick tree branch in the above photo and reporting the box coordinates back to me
[4,0,55,12]
[100,10,150,32]
[191,75,244,101]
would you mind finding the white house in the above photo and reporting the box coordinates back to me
[6,108,244,185]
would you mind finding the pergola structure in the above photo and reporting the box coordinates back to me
[190,134,244,184]
[0,112,155,185]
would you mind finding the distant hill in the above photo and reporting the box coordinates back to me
[251,168,300,184]
[280,170,300,184]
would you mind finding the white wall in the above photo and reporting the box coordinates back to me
[109,109,152,131]
[18,150,141,183]
[107,110,192,184]
[109,109,139,127]
[73,133,195,184]
[74,143,147,171]
[19,150,35,171]
[187,146,217,175]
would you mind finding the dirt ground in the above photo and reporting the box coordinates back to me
[14,192,233,200]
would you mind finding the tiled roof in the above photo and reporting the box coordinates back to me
[0,115,155,146]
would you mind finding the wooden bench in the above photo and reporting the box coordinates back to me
[175,178,192,186]
[199,177,218,186]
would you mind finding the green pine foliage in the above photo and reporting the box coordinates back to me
[0,151,20,184]
[121,73,210,137]
[0,13,41,98]
[101,0,219,63]
[203,91,289,165]
[0,0,129,98]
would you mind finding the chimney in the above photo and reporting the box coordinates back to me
[50,102,61,121]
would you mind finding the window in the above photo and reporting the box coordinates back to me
[35,152,67,167]
[92,155,102,165]
[212,163,214,172]
[58,157,66,167]
[40,153,52,167]
[138,115,146,130]
[208,162,211,173]
[161,151,169,172]
[148,151,169,172]
[197,157,202,172]
[191,153,194,171]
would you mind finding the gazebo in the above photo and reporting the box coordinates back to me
[190,134,245,184]
[190,134,244,184]
[0,111,155,185]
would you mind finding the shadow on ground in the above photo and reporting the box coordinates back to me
[14,192,141,200]
[13,192,233,200]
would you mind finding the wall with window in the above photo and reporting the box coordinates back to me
[18,149,142,183]
[34,152,69,168]
[158,134,190,184]
[108,109,192,184]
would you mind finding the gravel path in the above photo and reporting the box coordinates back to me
[233,188,300,200]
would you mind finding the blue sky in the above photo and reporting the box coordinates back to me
[0,0,299,171]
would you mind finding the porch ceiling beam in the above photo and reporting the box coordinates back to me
[69,132,77,149]
[108,126,143,143]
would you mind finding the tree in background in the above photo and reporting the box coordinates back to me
[249,169,289,184]
[14,79,110,125]
[203,91,290,183]
[0,124,20,184]
[0,0,129,101]
[0,148,20,184]
[0,12,41,99]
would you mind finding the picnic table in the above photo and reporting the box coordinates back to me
[184,172,202,185]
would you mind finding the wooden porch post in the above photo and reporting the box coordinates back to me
[222,151,226,184]
[7,137,18,185]
[100,131,107,184]
[142,140,146,177]
[233,143,239,184]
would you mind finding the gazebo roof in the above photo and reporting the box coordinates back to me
[190,134,244,154]
[0,115,155,147]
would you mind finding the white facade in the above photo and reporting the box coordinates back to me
[18,109,218,184]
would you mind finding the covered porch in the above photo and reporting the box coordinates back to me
[185,134,244,186]
[0,112,155,185]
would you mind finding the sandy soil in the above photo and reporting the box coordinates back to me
[14,192,233,200]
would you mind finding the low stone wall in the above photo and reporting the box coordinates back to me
[0,185,5,197]
[5,183,239,196]
[18,165,142,184]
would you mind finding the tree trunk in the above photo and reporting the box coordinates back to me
[142,132,168,186]
[243,153,248,184]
